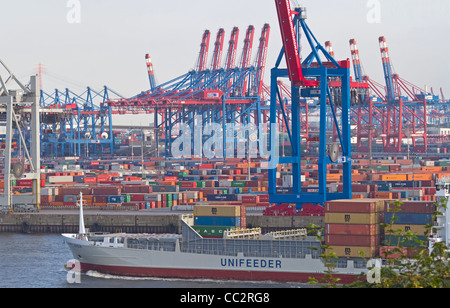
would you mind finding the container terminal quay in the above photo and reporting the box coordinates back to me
[1,0,450,282]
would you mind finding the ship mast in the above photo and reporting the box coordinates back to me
[78,192,87,240]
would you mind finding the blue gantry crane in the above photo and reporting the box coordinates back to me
[269,0,353,209]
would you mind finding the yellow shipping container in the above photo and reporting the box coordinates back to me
[194,205,241,217]
[326,245,378,258]
[325,212,380,224]
[384,224,430,236]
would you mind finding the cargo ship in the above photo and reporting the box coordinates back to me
[63,176,450,283]
[63,194,368,283]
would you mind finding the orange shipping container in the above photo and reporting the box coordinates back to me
[407,173,432,181]
[374,192,392,199]
[381,174,407,181]
[421,167,442,172]
[327,174,341,180]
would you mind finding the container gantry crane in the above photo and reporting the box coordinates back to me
[378,36,428,153]
[105,25,271,158]
[0,58,41,212]
[269,0,353,209]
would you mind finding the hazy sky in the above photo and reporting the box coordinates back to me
[2,0,449,100]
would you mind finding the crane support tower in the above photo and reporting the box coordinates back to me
[0,59,41,212]
[269,1,352,209]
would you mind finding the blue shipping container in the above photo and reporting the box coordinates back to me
[194,216,241,227]
[206,194,237,201]
[108,196,124,203]
[385,213,432,225]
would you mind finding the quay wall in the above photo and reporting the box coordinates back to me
[0,212,324,234]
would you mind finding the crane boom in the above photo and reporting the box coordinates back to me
[224,27,240,70]
[239,25,255,96]
[349,39,363,83]
[274,0,304,85]
[145,54,157,91]
[379,36,396,104]
[254,24,271,96]
[196,30,211,72]
[210,28,225,71]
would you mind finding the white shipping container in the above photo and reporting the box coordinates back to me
[144,194,161,201]
[186,191,198,199]
[110,165,123,171]
[48,176,74,183]
[219,180,232,187]
[55,165,67,172]
[41,188,53,196]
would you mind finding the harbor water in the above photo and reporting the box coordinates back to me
[0,233,309,288]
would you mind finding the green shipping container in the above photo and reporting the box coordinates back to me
[196,181,206,188]
[231,181,246,187]
[370,165,390,171]
[192,225,236,238]
[384,235,427,247]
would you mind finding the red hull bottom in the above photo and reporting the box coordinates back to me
[80,262,359,284]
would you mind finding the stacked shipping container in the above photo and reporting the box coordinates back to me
[383,200,434,250]
[192,205,246,238]
[325,199,385,258]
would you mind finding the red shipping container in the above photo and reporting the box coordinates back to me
[164,176,178,181]
[92,187,121,195]
[258,194,270,202]
[84,177,97,183]
[181,182,197,188]
[379,246,408,259]
[131,194,145,201]
[63,202,77,206]
[140,186,152,193]
[385,201,435,214]
[199,164,213,169]
[325,199,383,213]
[351,184,370,193]
[41,195,53,203]
[326,223,379,236]
[122,186,141,193]
[97,174,110,182]
[17,179,33,187]
[325,234,380,247]
[93,196,108,203]
[241,195,259,203]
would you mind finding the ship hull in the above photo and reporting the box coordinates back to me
[78,262,358,284]
[65,238,362,284]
